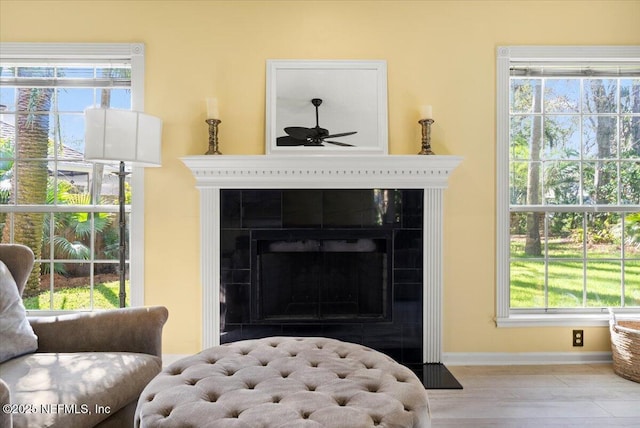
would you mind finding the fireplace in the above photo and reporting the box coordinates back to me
[182,154,462,364]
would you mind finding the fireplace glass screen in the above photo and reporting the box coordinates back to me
[251,229,392,323]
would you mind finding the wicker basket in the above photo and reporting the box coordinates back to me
[609,309,640,383]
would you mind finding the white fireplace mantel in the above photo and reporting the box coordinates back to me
[182,154,462,363]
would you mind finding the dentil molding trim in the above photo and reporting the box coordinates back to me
[181,155,462,189]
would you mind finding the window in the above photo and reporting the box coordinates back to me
[0,43,147,312]
[497,46,640,326]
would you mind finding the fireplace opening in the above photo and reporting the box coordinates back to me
[251,229,392,323]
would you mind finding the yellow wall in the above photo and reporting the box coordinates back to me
[2,0,639,356]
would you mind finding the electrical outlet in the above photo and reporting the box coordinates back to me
[573,329,584,347]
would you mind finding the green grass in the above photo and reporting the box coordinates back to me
[510,237,640,308]
[23,280,130,310]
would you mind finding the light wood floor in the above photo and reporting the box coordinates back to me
[427,364,640,427]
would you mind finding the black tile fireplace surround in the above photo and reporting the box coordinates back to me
[219,188,424,367]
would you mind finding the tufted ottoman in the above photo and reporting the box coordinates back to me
[135,337,431,428]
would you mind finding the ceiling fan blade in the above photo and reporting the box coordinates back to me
[276,135,307,146]
[324,140,354,147]
[284,127,313,140]
[323,131,357,139]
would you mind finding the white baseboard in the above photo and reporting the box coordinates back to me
[442,351,612,366]
[164,352,613,368]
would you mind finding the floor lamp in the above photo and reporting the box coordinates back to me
[84,108,163,308]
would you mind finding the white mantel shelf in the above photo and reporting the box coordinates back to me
[181,154,462,189]
[182,154,462,364]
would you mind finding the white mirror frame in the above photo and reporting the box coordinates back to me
[265,60,388,155]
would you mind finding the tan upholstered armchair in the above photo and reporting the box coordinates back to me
[0,244,168,428]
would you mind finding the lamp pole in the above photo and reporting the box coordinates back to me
[117,161,130,308]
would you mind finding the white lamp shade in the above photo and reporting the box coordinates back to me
[84,108,162,167]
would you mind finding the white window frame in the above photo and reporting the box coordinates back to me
[0,42,147,313]
[496,46,640,327]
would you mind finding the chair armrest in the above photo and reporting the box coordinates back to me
[28,306,168,358]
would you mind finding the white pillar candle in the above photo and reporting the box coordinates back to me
[206,98,219,119]
[419,105,433,120]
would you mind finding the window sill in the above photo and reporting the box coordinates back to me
[497,312,640,328]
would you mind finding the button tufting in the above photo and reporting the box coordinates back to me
[272,396,281,403]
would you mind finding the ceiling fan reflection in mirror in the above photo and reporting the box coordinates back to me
[276,98,357,147]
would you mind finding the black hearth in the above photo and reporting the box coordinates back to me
[220,189,424,367]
